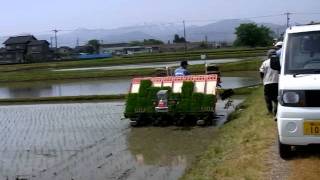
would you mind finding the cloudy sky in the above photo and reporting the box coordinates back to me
[0,0,319,35]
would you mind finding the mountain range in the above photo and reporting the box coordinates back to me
[1,19,287,47]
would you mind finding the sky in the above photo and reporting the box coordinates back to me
[0,0,320,36]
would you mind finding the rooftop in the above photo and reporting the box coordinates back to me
[3,35,37,45]
[28,40,49,46]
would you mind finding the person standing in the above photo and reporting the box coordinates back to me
[275,41,283,57]
[174,60,190,76]
[260,49,279,115]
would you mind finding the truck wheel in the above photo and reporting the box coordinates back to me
[278,138,292,160]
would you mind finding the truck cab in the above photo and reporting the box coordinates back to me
[277,24,320,159]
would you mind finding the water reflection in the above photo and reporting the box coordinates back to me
[0,78,131,99]
[0,71,260,99]
[128,127,217,167]
[9,85,52,98]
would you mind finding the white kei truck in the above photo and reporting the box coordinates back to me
[277,24,320,159]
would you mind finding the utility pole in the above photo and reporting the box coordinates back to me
[50,37,54,48]
[76,37,79,47]
[52,29,59,49]
[52,29,60,60]
[285,12,291,27]
[183,20,187,52]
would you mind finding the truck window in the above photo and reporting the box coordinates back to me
[285,31,320,74]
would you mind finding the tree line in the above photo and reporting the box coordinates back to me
[82,23,274,54]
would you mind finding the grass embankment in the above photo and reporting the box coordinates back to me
[0,48,267,72]
[0,58,262,83]
[182,87,276,180]
[0,94,126,105]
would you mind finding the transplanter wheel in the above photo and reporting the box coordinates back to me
[130,118,139,127]
[206,113,215,126]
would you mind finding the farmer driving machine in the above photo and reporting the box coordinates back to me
[124,65,221,126]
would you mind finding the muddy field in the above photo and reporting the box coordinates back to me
[0,101,239,180]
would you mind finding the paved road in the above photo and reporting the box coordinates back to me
[53,58,243,72]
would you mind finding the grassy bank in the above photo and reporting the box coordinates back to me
[182,87,276,180]
[0,48,266,72]
[0,94,126,105]
[0,58,262,83]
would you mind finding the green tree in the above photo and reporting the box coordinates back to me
[143,39,164,45]
[129,39,164,46]
[129,41,144,46]
[173,34,186,43]
[234,23,274,47]
[87,39,100,53]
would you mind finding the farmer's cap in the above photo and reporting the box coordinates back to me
[181,60,189,66]
[275,41,283,47]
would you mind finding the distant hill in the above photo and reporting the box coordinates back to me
[185,19,286,42]
[1,19,287,47]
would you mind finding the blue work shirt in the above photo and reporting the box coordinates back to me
[174,67,190,76]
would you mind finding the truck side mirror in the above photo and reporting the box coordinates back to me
[270,55,281,72]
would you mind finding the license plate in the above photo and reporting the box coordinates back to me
[304,121,320,135]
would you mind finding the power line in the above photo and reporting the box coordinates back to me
[160,12,320,27]
[182,13,285,23]
[293,12,320,15]
[242,13,285,19]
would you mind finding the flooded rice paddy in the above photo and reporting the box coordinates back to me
[0,71,259,99]
[0,69,254,179]
[52,58,243,72]
[0,98,242,180]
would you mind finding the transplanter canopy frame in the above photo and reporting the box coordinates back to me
[130,75,218,95]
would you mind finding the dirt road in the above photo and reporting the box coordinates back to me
[267,133,320,180]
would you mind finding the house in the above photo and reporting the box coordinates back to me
[156,43,204,52]
[74,45,94,54]
[3,35,37,63]
[0,48,10,64]
[99,43,156,55]
[27,40,51,62]
[1,35,52,64]
[124,46,153,55]
[58,46,73,56]
[99,43,130,55]
[155,42,232,52]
